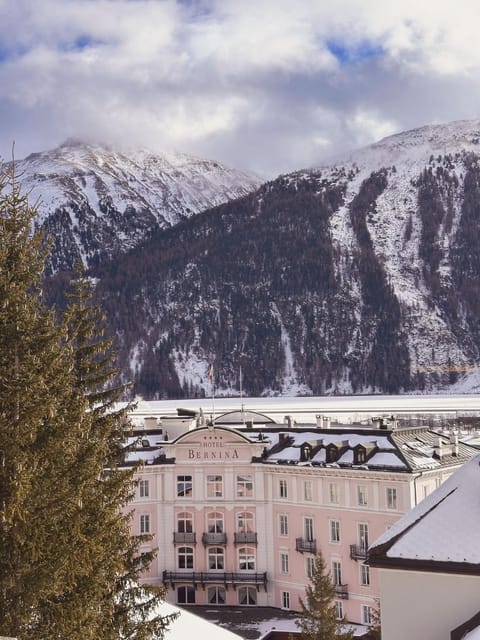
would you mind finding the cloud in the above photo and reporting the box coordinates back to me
[1,0,480,175]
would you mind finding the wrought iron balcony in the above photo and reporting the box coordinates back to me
[202,532,227,545]
[234,531,258,545]
[296,537,317,554]
[173,532,196,544]
[350,544,368,560]
[335,583,349,599]
[162,570,268,590]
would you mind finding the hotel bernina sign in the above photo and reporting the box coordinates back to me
[172,427,262,463]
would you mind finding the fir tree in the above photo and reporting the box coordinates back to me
[296,551,354,640]
[0,163,175,639]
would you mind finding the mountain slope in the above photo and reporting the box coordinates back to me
[79,119,480,399]
[16,139,262,271]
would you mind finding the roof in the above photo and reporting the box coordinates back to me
[368,453,480,574]
[157,602,244,640]
[124,422,479,473]
[249,426,476,473]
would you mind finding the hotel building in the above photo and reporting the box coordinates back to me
[126,408,477,627]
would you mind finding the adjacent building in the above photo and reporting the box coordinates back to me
[368,452,480,640]
[126,407,478,627]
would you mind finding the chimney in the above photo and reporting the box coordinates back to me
[316,414,324,428]
[144,416,158,429]
[284,415,294,428]
[324,417,331,429]
[436,437,443,459]
[450,432,459,456]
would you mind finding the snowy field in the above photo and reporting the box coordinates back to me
[132,394,480,424]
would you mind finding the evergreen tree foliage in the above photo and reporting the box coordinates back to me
[296,551,354,640]
[0,163,175,639]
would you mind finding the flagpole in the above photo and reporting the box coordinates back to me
[240,365,245,426]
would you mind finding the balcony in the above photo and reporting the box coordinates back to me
[296,537,317,554]
[173,532,196,544]
[234,532,258,545]
[202,532,227,545]
[350,544,368,560]
[334,583,349,599]
[162,570,268,591]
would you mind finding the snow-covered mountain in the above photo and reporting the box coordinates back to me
[16,139,262,271]
[72,119,480,399]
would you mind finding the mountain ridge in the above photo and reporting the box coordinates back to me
[14,139,262,271]
[37,120,480,398]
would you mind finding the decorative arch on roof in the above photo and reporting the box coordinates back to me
[214,410,276,425]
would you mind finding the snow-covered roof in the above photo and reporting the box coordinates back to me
[157,602,244,640]
[369,453,480,572]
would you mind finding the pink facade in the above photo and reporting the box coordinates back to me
[128,416,476,626]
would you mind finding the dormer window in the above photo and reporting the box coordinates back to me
[354,446,367,465]
[326,444,338,463]
[300,443,312,462]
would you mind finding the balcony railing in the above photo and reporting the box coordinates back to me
[234,532,258,545]
[350,544,368,560]
[162,570,268,590]
[295,537,317,554]
[202,532,227,545]
[335,584,349,599]
[173,532,196,544]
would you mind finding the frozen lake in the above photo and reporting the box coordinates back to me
[132,394,480,424]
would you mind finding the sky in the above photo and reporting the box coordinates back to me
[1,0,480,177]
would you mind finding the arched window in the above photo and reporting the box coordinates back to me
[208,547,225,570]
[208,586,226,605]
[177,512,193,533]
[207,511,224,533]
[177,586,195,604]
[237,511,254,533]
[238,586,257,605]
[178,546,194,569]
[238,547,256,571]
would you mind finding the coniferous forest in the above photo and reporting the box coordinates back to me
[0,165,175,639]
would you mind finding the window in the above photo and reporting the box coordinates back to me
[237,511,254,533]
[304,480,313,501]
[238,586,257,605]
[208,547,225,570]
[208,586,226,605]
[334,601,343,620]
[306,556,315,579]
[280,552,289,574]
[178,546,194,569]
[279,479,288,498]
[177,475,192,498]
[331,560,342,586]
[357,485,368,506]
[238,547,256,571]
[328,482,339,504]
[236,474,253,498]
[360,564,370,587]
[362,605,373,625]
[140,514,150,534]
[207,475,223,498]
[279,514,288,536]
[358,523,369,550]
[304,517,314,541]
[330,519,340,543]
[177,512,193,533]
[207,512,224,533]
[282,591,290,609]
[386,487,397,509]
[139,479,150,498]
[177,586,195,604]
[355,447,366,464]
